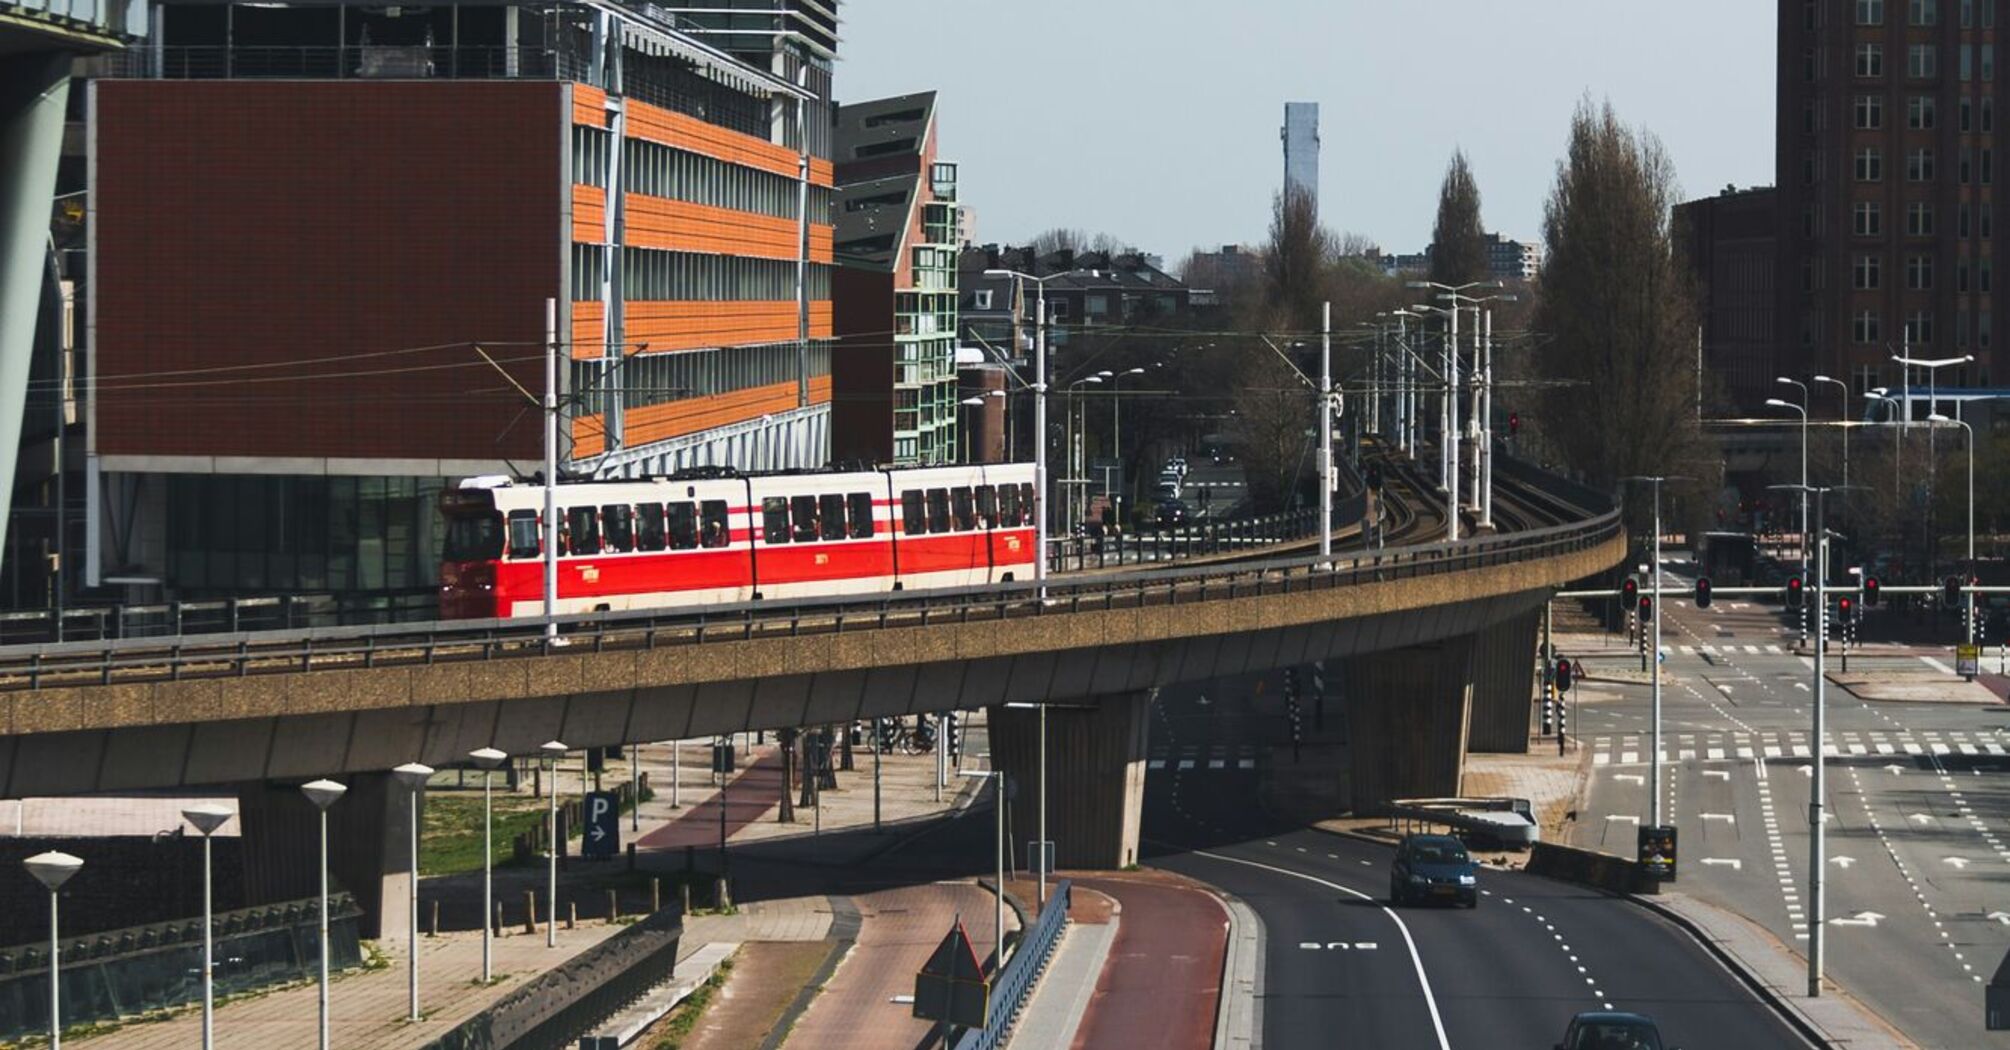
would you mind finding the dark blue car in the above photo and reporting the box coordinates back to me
[1388,833,1479,907]
[1555,1010,1675,1050]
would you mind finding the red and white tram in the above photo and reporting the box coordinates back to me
[437,463,1037,619]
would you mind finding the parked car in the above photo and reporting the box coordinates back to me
[1554,1011,1673,1050]
[1154,498,1189,525]
[1388,833,1478,907]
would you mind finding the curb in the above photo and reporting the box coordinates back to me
[1207,889,1263,1050]
[1624,894,1845,1050]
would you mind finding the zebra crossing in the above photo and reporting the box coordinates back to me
[1671,643,1788,655]
[1589,729,2010,767]
[1146,742,1261,772]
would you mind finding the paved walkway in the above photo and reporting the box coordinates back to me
[1001,887,1116,1050]
[1061,872,1226,1050]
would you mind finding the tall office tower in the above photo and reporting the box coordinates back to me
[1283,101,1320,208]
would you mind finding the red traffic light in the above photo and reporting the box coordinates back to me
[1863,576,1880,606]
[1786,576,1805,608]
[1622,577,1639,605]
[1508,411,1521,436]
[1695,577,1713,609]
[1639,596,1655,622]
[1555,658,1574,692]
[1837,596,1854,622]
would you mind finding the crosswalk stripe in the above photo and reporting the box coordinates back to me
[1708,747,1725,760]
[1766,645,1784,654]
[1148,760,1166,769]
[1736,747,1754,758]
[1593,753,1612,767]
[1621,751,1640,764]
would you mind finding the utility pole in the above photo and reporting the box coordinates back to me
[543,299,560,640]
[1809,487,1829,997]
[1319,302,1333,562]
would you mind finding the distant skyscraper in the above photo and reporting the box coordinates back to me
[1282,102,1320,207]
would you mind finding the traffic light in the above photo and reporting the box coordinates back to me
[1639,595,1655,623]
[1837,596,1854,623]
[1555,658,1574,693]
[1365,464,1384,492]
[1863,576,1880,605]
[1542,694,1555,735]
[945,712,963,757]
[1508,412,1521,437]
[1786,576,1804,609]
[1695,577,1712,609]
[1945,575,1964,607]
[1622,577,1639,607]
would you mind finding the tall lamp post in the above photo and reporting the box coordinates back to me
[1774,378,1810,572]
[468,747,506,983]
[984,266,1099,586]
[300,779,348,1050]
[540,740,567,948]
[1812,374,1851,515]
[1620,477,1681,830]
[391,762,434,1022]
[1109,366,1145,521]
[1893,353,1974,575]
[25,851,82,1050]
[1771,483,1832,996]
[182,804,234,1050]
[1065,375,1103,533]
[1927,413,1977,647]
[957,769,1008,979]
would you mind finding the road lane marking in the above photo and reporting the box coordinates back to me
[1189,849,1452,1050]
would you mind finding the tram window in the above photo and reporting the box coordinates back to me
[1020,484,1035,519]
[997,485,1020,528]
[601,505,634,552]
[507,510,541,559]
[444,512,503,561]
[791,495,820,542]
[926,488,951,533]
[762,497,791,544]
[700,500,730,547]
[902,490,926,534]
[847,492,875,538]
[565,506,600,555]
[820,494,848,540]
[666,502,698,550]
[951,487,976,531]
[636,503,666,552]
[976,485,998,527]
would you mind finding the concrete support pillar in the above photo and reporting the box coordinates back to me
[1342,634,1476,810]
[0,54,73,567]
[1465,609,1541,753]
[988,690,1150,870]
[235,774,414,939]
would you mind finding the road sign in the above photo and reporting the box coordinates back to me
[1958,644,1981,676]
[711,742,736,774]
[913,921,989,1028]
[582,790,620,860]
[1638,824,1677,882]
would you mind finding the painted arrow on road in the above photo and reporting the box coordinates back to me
[1700,813,1737,823]
[1797,765,1814,777]
[1700,858,1743,870]
[1830,856,1857,869]
[1909,813,1938,825]
[1298,942,1379,951]
[1614,774,1645,785]
[1703,769,1732,780]
[1884,764,1907,776]
[1829,911,1886,927]
[1944,857,1973,869]
[1987,912,2010,925]
[1605,814,1641,824]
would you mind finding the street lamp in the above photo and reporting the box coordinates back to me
[1893,353,1973,577]
[539,740,567,948]
[1812,375,1851,506]
[25,851,82,1050]
[1769,483,1833,997]
[468,747,507,983]
[956,768,1007,983]
[985,266,1101,588]
[1775,378,1810,574]
[1065,375,1103,533]
[1866,389,1904,502]
[1926,413,1977,648]
[391,762,434,1021]
[1407,300,1460,538]
[1620,476,1683,834]
[181,804,233,1050]
[1110,366,1146,522]
[300,779,348,1050]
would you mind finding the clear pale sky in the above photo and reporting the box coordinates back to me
[835,0,1775,262]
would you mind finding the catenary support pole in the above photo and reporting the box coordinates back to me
[1320,301,1333,562]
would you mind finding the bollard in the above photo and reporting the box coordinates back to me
[680,882,691,916]
[652,877,662,914]
[495,899,505,939]
[567,902,577,930]
[626,842,636,872]
[429,900,440,938]
[608,889,619,925]
[716,875,732,911]
[524,890,538,935]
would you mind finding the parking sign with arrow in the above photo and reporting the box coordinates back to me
[583,790,620,860]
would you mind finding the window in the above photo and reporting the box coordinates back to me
[1856,95,1884,129]
[976,485,999,527]
[505,510,540,560]
[762,497,791,544]
[1963,44,1974,81]
[790,494,819,543]
[1988,44,1997,81]
[1906,311,1935,343]
[665,502,697,550]
[1961,260,1972,291]
[1805,101,1820,134]
[600,504,634,553]
[1962,97,1973,132]
[1857,43,1884,77]
[1986,148,1995,184]
[1983,312,1993,349]
[1964,0,1975,26]
[564,506,600,556]
[847,492,875,539]
[1855,255,1883,289]
[1984,202,1994,237]
[1854,310,1882,343]
[1856,147,1883,181]
[1986,97,1995,132]
[1908,254,1935,289]
[1986,258,1995,292]
[973,289,993,310]
[925,488,951,533]
[1911,0,1937,24]
[635,503,666,552]
[1049,299,1070,322]
[1909,95,1936,128]
[1960,311,1971,345]
[951,487,977,531]
[1909,43,1936,79]
[1854,200,1883,235]
[1859,0,1885,23]
[1908,201,1935,235]
[699,501,729,548]
[819,493,847,541]
[901,490,926,534]
[1908,147,1935,181]
[1963,145,1974,184]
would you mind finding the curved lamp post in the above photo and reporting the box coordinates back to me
[468,747,507,982]
[390,762,434,1021]
[181,804,234,1050]
[540,740,568,948]
[24,851,82,1050]
[300,779,347,1050]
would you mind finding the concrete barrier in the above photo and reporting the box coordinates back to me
[1525,841,1653,895]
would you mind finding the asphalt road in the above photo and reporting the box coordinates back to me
[1141,678,1811,1050]
[1568,558,2010,1049]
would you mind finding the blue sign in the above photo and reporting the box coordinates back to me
[583,790,620,859]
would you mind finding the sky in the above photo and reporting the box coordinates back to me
[835,0,1776,264]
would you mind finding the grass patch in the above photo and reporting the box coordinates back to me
[421,792,551,876]
[648,958,733,1049]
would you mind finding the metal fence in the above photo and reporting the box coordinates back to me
[1048,508,1322,572]
[0,589,439,646]
[953,879,1071,1050]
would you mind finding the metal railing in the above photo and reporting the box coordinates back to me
[1048,508,1321,572]
[953,879,1071,1050]
[87,44,590,81]
[0,500,1620,692]
[0,590,439,646]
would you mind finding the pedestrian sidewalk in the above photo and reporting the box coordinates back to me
[1002,887,1116,1050]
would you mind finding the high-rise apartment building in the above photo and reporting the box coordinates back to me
[1283,101,1319,206]
[1778,0,2003,396]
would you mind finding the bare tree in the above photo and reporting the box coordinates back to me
[1033,227,1131,255]
[1262,187,1335,333]
[1531,100,1709,509]
[1429,150,1489,287]
[1231,347,1314,512]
